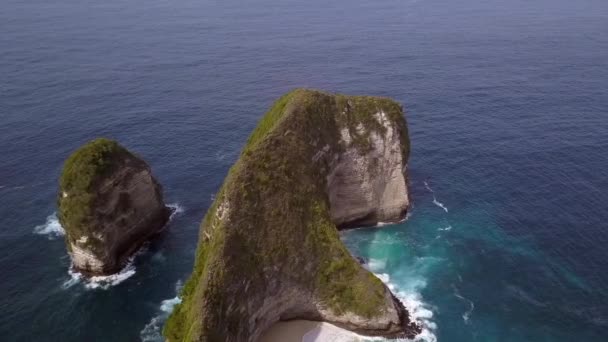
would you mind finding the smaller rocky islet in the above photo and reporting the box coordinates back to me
[58,138,171,276]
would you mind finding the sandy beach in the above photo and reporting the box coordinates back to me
[259,320,365,342]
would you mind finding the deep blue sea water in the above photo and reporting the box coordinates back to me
[1,0,608,341]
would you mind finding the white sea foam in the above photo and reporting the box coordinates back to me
[45,202,183,290]
[62,246,150,290]
[377,213,411,227]
[353,229,437,341]
[167,203,186,218]
[424,181,448,213]
[33,213,65,239]
[140,281,183,342]
[370,252,440,341]
[63,256,138,290]
[438,225,452,231]
[36,202,183,242]
[452,285,475,324]
[432,198,448,213]
[398,294,438,341]
[301,283,437,342]
[366,258,387,271]
[167,203,185,219]
[376,273,437,342]
[362,256,437,341]
[463,302,475,323]
[160,296,182,312]
[61,270,82,289]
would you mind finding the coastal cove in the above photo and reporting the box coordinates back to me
[1,0,608,341]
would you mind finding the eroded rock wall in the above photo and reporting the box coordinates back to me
[328,109,409,228]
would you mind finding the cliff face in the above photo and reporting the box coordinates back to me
[164,89,418,341]
[328,109,409,228]
[58,138,171,276]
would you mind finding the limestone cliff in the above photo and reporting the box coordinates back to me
[328,107,410,228]
[164,89,419,341]
[58,138,171,276]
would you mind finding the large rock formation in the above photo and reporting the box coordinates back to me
[164,89,419,341]
[58,138,171,276]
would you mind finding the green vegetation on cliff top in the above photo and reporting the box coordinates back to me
[58,138,132,241]
[164,89,410,341]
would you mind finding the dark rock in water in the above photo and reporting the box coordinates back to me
[164,89,420,341]
[356,256,368,265]
[58,138,171,276]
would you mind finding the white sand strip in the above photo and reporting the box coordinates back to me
[303,322,363,342]
[259,320,363,342]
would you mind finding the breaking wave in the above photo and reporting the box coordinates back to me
[48,202,184,290]
[364,259,437,342]
[33,213,65,239]
[140,281,183,342]
[62,249,144,290]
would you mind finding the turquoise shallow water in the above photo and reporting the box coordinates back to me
[1,0,608,340]
[343,136,608,341]
[343,178,608,341]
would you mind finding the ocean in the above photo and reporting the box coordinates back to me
[1,0,607,340]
